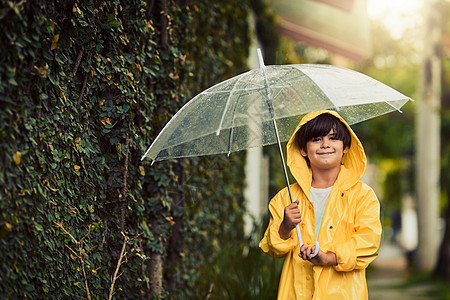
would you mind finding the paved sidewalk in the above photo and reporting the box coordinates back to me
[367,241,437,299]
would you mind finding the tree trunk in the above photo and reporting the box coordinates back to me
[435,16,450,280]
[149,223,164,296]
[416,0,442,271]
[167,163,185,293]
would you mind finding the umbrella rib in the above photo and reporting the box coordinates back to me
[226,94,243,155]
[216,75,246,136]
[384,100,404,113]
[226,78,256,155]
[202,86,265,94]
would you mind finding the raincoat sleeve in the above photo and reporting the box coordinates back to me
[331,187,382,272]
[259,189,298,258]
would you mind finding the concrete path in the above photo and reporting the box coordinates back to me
[367,241,437,299]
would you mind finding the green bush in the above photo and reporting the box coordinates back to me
[0,0,257,298]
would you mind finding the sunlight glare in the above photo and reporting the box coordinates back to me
[366,0,424,39]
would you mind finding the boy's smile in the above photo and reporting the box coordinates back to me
[300,129,349,170]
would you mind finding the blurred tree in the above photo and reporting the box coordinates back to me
[435,1,450,282]
[352,18,417,223]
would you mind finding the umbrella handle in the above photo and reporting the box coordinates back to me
[312,241,320,257]
[296,224,320,257]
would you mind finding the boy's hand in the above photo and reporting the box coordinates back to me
[279,200,302,240]
[299,244,337,266]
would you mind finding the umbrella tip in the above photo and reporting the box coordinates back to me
[257,48,265,71]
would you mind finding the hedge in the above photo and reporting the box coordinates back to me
[0,0,255,298]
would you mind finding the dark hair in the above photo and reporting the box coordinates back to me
[297,113,351,152]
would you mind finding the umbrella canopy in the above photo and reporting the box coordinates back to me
[142,62,412,163]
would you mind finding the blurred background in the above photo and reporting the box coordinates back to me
[243,0,450,299]
[1,0,450,299]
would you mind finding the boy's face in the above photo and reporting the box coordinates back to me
[300,128,349,170]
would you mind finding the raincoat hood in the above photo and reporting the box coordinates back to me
[287,110,366,193]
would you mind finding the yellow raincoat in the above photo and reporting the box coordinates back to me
[259,110,382,299]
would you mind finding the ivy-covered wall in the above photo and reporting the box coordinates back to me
[0,0,252,298]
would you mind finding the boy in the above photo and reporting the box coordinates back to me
[260,110,382,299]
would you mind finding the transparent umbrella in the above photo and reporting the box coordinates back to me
[141,49,413,255]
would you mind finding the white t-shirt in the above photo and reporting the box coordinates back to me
[310,186,332,241]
